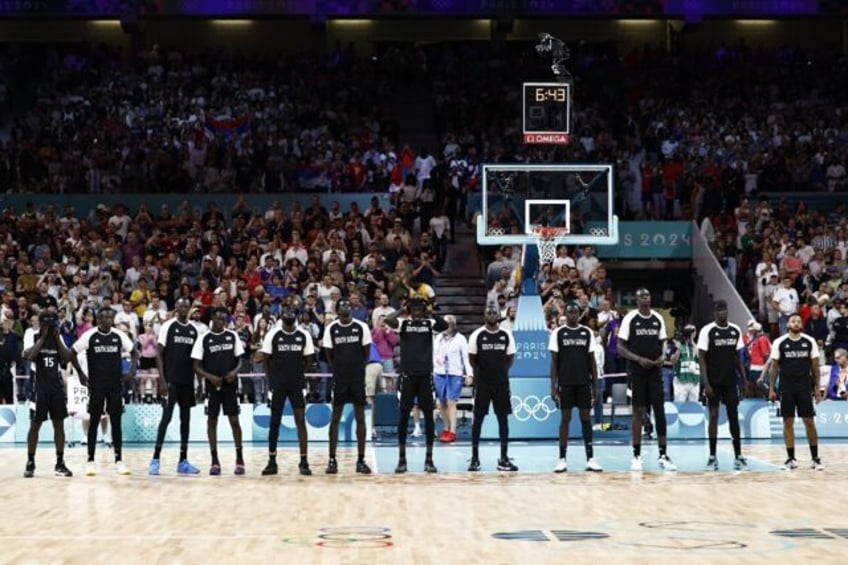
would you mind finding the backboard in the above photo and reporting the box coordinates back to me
[475,163,619,246]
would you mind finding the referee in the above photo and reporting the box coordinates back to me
[617,288,676,472]
[385,297,447,474]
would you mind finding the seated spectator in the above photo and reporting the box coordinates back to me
[827,348,848,400]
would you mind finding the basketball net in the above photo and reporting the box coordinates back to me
[531,226,568,265]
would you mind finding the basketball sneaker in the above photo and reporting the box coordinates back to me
[85,462,97,476]
[54,462,73,477]
[630,456,643,472]
[412,423,422,438]
[424,459,438,474]
[782,458,798,470]
[811,458,824,471]
[177,460,200,475]
[585,458,603,472]
[705,455,719,471]
[355,459,372,474]
[261,460,278,476]
[148,459,161,476]
[325,458,338,475]
[438,430,451,443]
[234,463,246,476]
[394,459,408,474]
[115,461,131,476]
[299,460,312,476]
[658,455,677,471]
[467,458,481,472]
[733,456,749,471]
[554,458,567,473]
[209,463,222,476]
[497,457,518,472]
[23,461,35,478]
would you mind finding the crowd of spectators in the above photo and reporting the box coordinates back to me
[0,42,431,195]
[0,193,449,405]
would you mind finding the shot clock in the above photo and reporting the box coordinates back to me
[522,82,571,144]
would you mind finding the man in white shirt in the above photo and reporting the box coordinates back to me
[114,300,141,339]
[552,245,576,272]
[283,232,309,267]
[576,246,599,284]
[371,293,396,328]
[772,276,800,335]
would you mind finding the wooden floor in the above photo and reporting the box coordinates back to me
[2,441,848,564]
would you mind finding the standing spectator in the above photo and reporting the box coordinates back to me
[432,314,472,444]
[743,321,771,398]
[74,309,137,476]
[191,308,246,476]
[673,325,700,402]
[0,318,18,403]
[768,313,824,471]
[617,288,677,472]
[467,306,518,472]
[773,276,800,336]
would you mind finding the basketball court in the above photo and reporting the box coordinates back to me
[1,440,847,564]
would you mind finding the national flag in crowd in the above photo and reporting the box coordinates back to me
[204,113,251,140]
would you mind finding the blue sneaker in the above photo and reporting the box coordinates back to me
[177,460,200,475]
[148,459,160,476]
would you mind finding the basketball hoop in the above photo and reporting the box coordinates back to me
[531,226,569,266]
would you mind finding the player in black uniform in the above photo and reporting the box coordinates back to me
[191,308,246,476]
[322,298,372,474]
[259,306,315,476]
[149,297,201,476]
[617,288,676,471]
[385,297,447,474]
[23,310,86,477]
[73,308,137,476]
[549,303,603,473]
[768,313,824,470]
[697,300,748,471]
[467,306,517,471]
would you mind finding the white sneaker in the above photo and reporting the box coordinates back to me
[659,454,678,471]
[85,462,97,476]
[412,424,422,438]
[782,458,798,470]
[630,456,643,471]
[585,457,604,472]
[115,462,131,475]
[554,458,567,473]
[811,458,824,471]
